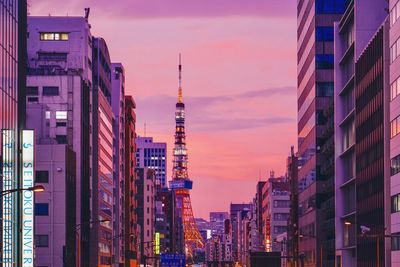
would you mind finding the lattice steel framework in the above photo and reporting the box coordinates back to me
[172,55,204,257]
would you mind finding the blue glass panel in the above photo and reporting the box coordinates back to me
[316,0,350,14]
[35,203,49,216]
[316,54,334,69]
[316,27,334,42]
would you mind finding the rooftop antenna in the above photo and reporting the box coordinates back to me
[178,53,183,103]
[144,122,147,137]
[84,8,90,20]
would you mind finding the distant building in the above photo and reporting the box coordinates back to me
[210,212,230,236]
[136,136,167,187]
[262,172,290,253]
[136,168,156,266]
[230,203,252,264]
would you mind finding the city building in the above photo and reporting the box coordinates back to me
[333,1,389,266]
[297,1,350,265]
[26,15,93,266]
[136,136,167,187]
[255,181,267,251]
[34,144,76,266]
[111,63,126,266]
[286,147,299,267]
[210,212,230,236]
[124,95,139,266]
[136,167,156,266]
[262,172,290,253]
[0,0,27,266]
[229,203,252,264]
[91,36,115,266]
[389,0,400,266]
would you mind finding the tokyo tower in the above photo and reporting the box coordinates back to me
[170,54,204,257]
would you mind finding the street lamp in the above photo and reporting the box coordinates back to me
[0,185,45,196]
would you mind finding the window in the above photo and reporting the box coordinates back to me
[38,52,67,61]
[36,171,49,183]
[45,111,51,119]
[56,121,67,127]
[392,194,400,213]
[393,233,400,251]
[35,203,49,216]
[316,82,334,97]
[27,97,39,103]
[56,135,67,144]
[274,226,287,234]
[55,111,67,120]
[26,86,39,96]
[273,213,289,221]
[35,235,49,247]
[273,200,290,208]
[391,154,400,176]
[391,116,400,138]
[391,76,400,101]
[315,0,350,14]
[316,27,334,42]
[391,1,400,26]
[316,54,334,69]
[40,32,69,41]
[42,86,59,96]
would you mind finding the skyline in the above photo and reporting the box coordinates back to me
[29,0,297,218]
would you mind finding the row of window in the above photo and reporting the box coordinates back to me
[316,82,334,97]
[391,76,400,101]
[391,115,400,138]
[27,86,59,96]
[391,1,400,26]
[40,32,69,41]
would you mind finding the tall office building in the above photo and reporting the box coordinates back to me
[26,15,93,267]
[209,212,230,237]
[111,63,126,266]
[297,1,349,266]
[91,37,114,266]
[389,1,400,265]
[136,136,167,187]
[287,147,299,267]
[124,95,139,266]
[333,2,389,266]
[0,1,27,266]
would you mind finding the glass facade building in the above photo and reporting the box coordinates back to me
[297,0,349,266]
[0,1,26,266]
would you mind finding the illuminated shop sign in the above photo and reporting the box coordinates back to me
[155,232,160,254]
[2,130,15,266]
[22,130,34,267]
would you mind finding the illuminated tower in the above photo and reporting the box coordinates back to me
[170,54,204,257]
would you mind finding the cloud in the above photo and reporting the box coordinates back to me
[135,86,295,132]
[30,0,296,19]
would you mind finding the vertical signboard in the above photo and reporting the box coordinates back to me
[22,130,34,267]
[155,232,160,255]
[2,130,14,266]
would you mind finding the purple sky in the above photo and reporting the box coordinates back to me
[30,0,297,219]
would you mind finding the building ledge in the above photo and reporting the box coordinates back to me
[341,211,356,219]
[339,42,355,66]
[339,143,355,158]
[339,74,355,96]
[339,1,354,33]
[339,108,355,127]
[340,176,355,189]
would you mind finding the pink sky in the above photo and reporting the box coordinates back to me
[30,0,297,219]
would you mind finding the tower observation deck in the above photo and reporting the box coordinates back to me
[170,54,204,258]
